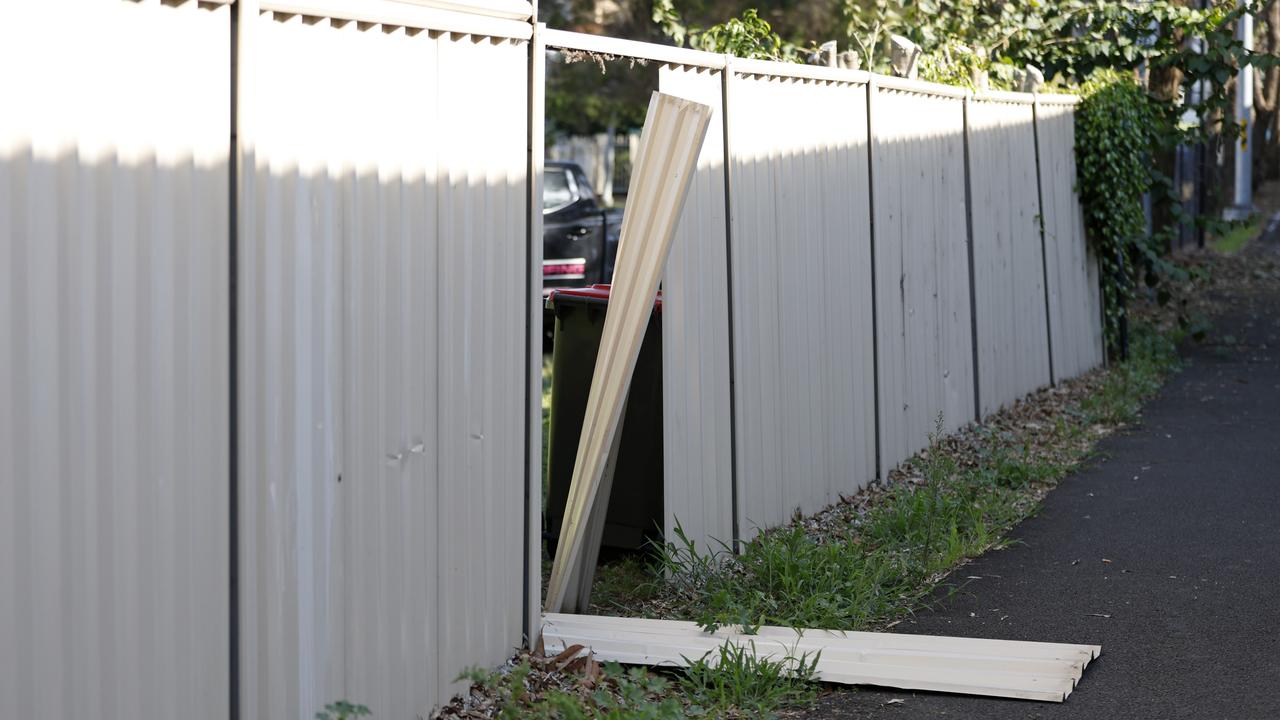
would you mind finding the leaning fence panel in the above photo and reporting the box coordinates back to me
[967,97,1052,416]
[0,1,231,718]
[727,71,876,538]
[1036,101,1105,380]
[870,86,975,476]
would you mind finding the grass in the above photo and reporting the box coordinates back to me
[650,424,1049,634]
[678,641,820,717]
[1209,216,1261,255]
[1078,324,1181,426]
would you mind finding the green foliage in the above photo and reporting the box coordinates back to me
[461,660,686,720]
[652,1,799,60]
[835,0,900,71]
[679,641,820,717]
[917,39,991,90]
[315,701,370,720]
[546,55,655,137]
[693,9,794,59]
[833,0,1276,91]
[1075,70,1164,350]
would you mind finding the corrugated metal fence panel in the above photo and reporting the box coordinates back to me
[240,12,528,719]
[237,12,353,720]
[728,74,876,537]
[1037,102,1104,379]
[657,65,735,550]
[433,27,528,707]
[871,88,974,475]
[967,99,1051,416]
[0,2,230,719]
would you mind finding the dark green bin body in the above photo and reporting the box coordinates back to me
[545,285,663,553]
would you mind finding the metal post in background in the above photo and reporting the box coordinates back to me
[1230,0,1255,217]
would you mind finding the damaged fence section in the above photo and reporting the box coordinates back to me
[2,3,1101,719]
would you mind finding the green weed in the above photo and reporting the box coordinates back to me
[1080,324,1181,426]
[679,641,820,718]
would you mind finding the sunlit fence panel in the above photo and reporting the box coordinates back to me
[658,64,736,549]
[726,68,876,537]
[967,96,1053,416]
[870,85,975,477]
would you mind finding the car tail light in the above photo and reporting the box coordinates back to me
[543,258,587,279]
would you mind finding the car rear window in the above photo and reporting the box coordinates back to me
[544,167,574,210]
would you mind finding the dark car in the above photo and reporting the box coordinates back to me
[543,161,622,291]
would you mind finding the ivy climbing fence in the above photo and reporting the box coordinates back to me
[2,3,1100,719]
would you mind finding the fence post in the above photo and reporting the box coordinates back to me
[1032,95,1057,386]
[864,75,884,479]
[720,54,742,552]
[230,2,258,716]
[524,21,546,650]
[961,94,982,422]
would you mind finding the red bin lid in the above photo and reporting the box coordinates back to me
[546,284,663,311]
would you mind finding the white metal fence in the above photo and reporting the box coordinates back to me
[645,50,1105,552]
[2,7,1103,719]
